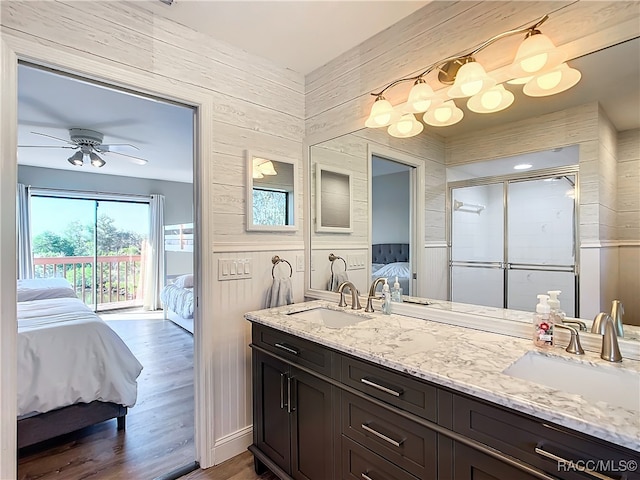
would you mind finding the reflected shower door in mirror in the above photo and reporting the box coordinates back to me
[449,170,578,316]
[246,150,298,232]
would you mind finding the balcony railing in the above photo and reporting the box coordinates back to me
[33,255,143,310]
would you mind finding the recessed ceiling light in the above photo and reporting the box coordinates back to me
[514,163,532,170]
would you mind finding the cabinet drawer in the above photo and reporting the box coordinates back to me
[341,391,437,479]
[452,441,541,480]
[453,394,640,480]
[341,436,419,480]
[341,355,437,421]
[252,324,334,376]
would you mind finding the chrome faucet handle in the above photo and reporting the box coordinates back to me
[554,323,584,355]
[601,316,622,362]
[562,319,588,331]
[610,300,624,337]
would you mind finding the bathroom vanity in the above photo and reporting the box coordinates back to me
[245,301,640,480]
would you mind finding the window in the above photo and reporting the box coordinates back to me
[252,187,290,226]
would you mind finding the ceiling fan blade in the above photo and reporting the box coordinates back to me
[101,149,148,165]
[30,131,76,145]
[96,143,140,152]
[18,145,77,149]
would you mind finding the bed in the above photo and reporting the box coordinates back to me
[371,243,411,295]
[161,273,194,334]
[17,296,143,448]
[17,277,77,302]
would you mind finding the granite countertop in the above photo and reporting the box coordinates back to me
[245,300,640,452]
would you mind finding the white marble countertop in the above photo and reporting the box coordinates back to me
[245,300,640,452]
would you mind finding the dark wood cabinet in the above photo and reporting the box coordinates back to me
[252,350,334,480]
[250,322,640,480]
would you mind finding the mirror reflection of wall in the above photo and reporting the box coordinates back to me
[246,152,297,231]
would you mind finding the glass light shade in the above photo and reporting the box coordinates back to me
[467,84,515,114]
[510,33,566,77]
[447,61,496,98]
[388,114,424,138]
[89,152,105,168]
[423,101,464,127]
[252,169,264,179]
[406,80,435,113]
[365,97,399,128]
[67,151,84,166]
[523,63,581,97]
[256,160,277,176]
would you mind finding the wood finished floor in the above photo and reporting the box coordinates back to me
[181,451,277,480]
[18,316,196,480]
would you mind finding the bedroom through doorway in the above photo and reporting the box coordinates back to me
[16,62,198,478]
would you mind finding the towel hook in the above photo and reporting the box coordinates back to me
[272,255,293,278]
[328,253,347,275]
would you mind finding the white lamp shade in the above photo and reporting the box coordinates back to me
[406,81,435,113]
[365,97,399,128]
[67,151,84,166]
[388,114,424,138]
[89,152,105,168]
[447,61,496,98]
[467,84,515,113]
[423,101,464,127]
[252,170,264,179]
[254,158,277,176]
[523,63,581,97]
[510,33,566,78]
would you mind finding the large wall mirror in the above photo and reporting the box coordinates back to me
[307,38,640,344]
[246,150,298,232]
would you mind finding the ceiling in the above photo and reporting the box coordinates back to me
[16,3,639,184]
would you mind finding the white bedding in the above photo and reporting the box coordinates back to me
[17,278,77,302]
[17,297,143,417]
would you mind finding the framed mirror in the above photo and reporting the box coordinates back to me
[246,150,298,232]
[315,163,353,232]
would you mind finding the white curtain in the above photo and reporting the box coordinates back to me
[143,194,165,310]
[17,183,34,279]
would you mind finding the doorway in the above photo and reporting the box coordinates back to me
[449,169,579,316]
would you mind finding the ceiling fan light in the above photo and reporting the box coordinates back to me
[89,152,106,168]
[510,32,565,77]
[447,61,496,98]
[67,151,84,166]
[523,63,581,97]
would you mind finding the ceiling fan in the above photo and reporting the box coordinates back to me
[19,128,148,168]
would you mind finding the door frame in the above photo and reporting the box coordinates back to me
[367,144,425,297]
[446,165,580,314]
[1,36,213,477]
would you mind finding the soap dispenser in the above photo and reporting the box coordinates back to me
[533,294,553,347]
[381,280,392,315]
[391,276,403,302]
[547,290,565,325]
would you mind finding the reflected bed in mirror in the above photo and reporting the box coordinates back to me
[246,150,298,232]
[306,39,640,346]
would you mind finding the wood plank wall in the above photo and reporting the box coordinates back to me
[1,0,305,469]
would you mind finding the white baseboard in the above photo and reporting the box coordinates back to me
[211,426,253,466]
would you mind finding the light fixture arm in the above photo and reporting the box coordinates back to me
[370,14,550,97]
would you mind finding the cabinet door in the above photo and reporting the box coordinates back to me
[253,351,291,474]
[453,442,539,480]
[290,367,334,480]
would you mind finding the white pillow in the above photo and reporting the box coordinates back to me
[372,262,410,278]
[174,274,194,288]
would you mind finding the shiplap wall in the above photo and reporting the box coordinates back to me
[1,0,304,472]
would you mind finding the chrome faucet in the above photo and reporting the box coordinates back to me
[561,318,588,331]
[337,281,362,310]
[554,323,584,355]
[601,315,622,362]
[365,277,386,313]
[591,312,612,335]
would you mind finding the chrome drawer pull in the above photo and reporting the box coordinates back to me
[534,447,616,480]
[361,474,374,480]
[361,377,403,397]
[361,423,404,448]
[275,343,299,355]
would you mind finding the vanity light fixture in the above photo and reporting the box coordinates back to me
[253,158,278,179]
[365,14,581,138]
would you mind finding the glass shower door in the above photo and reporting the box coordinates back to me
[450,183,504,308]
[506,175,577,316]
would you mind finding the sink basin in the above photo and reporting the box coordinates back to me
[503,351,640,412]
[289,308,372,329]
